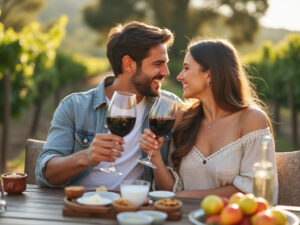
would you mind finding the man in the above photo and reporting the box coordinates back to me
[35,21,181,190]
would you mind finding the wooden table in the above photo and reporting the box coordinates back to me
[0,184,201,225]
[1,184,299,225]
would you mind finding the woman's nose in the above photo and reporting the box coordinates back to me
[177,71,183,81]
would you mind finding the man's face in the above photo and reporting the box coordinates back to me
[131,44,170,97]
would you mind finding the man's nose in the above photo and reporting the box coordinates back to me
[161,65,170,77]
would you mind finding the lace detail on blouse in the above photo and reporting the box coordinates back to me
[191,127,271,163]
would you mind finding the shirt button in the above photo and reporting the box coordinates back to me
[104,124,108,129]
[203,160,207,165]
[83,138,88,144]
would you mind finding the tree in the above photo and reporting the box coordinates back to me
[246,42,286,135]
[0,16,67,172]
[278,35,300,149]
[246,34,300,150]
[82,0,269,76]
[0,0,45,31]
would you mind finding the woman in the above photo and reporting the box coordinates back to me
[140,39,278,202]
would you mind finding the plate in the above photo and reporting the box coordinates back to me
[188,208,300,225]
[83,191,120,201]
[77,195,112,206]
[148,191,175,201]
[188,209,206,225]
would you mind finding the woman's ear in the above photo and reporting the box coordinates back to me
[122,55,136,74]
[206,69,211,83]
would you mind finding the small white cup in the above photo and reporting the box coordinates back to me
[120,180,150,206]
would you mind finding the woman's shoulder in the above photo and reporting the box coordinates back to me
[239,106,268,135]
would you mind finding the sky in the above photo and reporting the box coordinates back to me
[260,0,300,31]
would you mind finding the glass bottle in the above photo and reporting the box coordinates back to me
[253,135,274,205]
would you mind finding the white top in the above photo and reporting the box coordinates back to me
[167,127,278,203]
[78,97,146,190]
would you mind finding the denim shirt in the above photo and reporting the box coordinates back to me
[35,76,182,188]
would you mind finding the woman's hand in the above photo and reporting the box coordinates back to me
[140,129,163,162]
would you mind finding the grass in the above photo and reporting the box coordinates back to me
[73,54,111,77]
[6,149,25,173]
[162,80,183,100]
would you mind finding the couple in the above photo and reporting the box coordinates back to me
[35,21,278,202]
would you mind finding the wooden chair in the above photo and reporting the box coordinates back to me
[25,139,45,184]
[276,150,300,206]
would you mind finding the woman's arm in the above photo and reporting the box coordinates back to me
[140,129,175,190]
[139,108,186,191]
[175,185,241,199]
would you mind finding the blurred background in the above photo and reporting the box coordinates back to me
[0,0,300,173]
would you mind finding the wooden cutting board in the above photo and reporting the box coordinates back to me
[63,197,182,221]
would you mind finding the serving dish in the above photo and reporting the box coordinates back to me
[77,195,112,206]
[188,208,300,225]
[149,191,175,201]
[138,210,167,225]
[83,191,120,201]
[117,212,153,225]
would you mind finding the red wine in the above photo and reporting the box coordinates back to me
[106,116,136,137]
[149,117,175,136]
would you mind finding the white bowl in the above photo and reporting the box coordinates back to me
[148,191,175,201]
[83,191,120,201]
[138,210,167,225]
[117,212,153,225]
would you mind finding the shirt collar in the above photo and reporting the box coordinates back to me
[93,76,115,110]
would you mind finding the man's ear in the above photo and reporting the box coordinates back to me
[122,55,136,74]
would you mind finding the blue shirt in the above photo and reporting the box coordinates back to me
[35,76,181,188]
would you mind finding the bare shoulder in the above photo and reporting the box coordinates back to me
[239,106,268,135]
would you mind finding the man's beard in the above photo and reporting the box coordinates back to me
[130,67,162,97]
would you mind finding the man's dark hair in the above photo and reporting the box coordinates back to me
[106,21,174,77]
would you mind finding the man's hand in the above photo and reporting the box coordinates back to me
[87,133,125,166]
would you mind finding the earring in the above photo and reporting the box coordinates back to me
[206,81,210,87]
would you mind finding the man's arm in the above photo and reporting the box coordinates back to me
[44,133,125,186]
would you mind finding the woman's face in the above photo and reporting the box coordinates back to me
[177,51,210,99]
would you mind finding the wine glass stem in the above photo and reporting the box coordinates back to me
[110,162,116,168]
[146,149,154,161]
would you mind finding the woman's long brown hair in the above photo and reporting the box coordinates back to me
[171,39,273,172]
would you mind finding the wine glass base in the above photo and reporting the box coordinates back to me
[137,159,157,169]
[99,167,123,175]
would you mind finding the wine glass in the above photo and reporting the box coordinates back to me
[99,91,137,175]
[137,96,178,169]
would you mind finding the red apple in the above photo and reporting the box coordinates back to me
[255,197,269,213]
[252,209,276,225]
[229,192,244,204]
[238,193,258,216]
[201,195,224,215]
[221,197,229,207]
[220,204,243,225]
[205,214,221,225]
[239,216,251,225]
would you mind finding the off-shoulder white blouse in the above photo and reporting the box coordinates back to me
[167,127,278,204]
